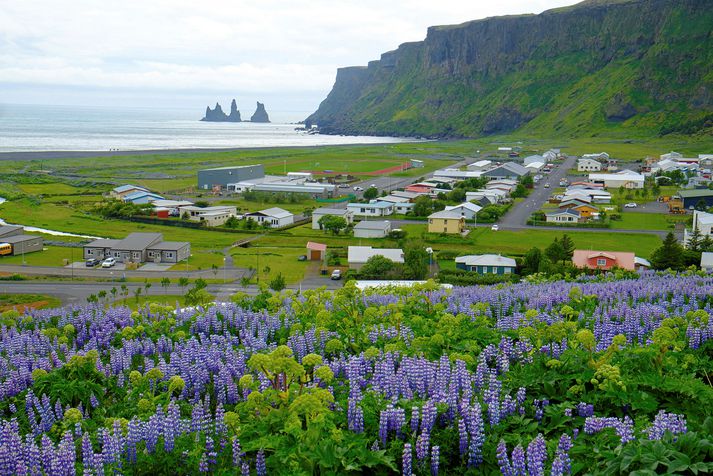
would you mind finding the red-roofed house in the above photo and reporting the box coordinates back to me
[404,184,433,194]
[572,250,636,271]
[306,242,327,261]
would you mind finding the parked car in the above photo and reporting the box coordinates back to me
[491,224,499,231]
[85,258,100,267]
[339,184,350,188]
[101,257,116,268]
[330,269,342,280]
[624,203,638,208]
[297,255,307,261]
[353,186,364,192]
[544,183,550,188]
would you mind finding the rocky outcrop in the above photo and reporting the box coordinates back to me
[306,0,713,138]
[250,102,270,123]
[201,100,241,122]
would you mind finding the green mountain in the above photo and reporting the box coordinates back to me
[306,0,713,138]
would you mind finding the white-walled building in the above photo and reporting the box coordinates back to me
[181,205,237,226]
[588,170,645,189]
[312,207,353,230]
[577,158,602,172]
[444,202,483,220]
[347,201,394,217]
[245,207,295,228]
[353,220,391,239]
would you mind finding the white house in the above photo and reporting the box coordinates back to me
[701,252,713,272]
[588,170,645,189]
[661,151,683,161]
[577,158,602,172]
[181,205,237,226]
[466,189,506,204]
[455,254,517,274]
[543,149,560,162]
[347,246,404,270]
[467,160,492,171]
[312,207,353,230]
[353,220,391,239]
[684,210,713,247]
[444,202,483,220]
[433,169,483,180]
[523,155,544,166]
[525,162,545,172]
[582,152,610,162]
[545,209,581,223]
[347,201,394,217]
[245,207,294,228]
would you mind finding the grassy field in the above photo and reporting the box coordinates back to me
[610,212,690,231]
[230,246,312,284]
[0,246,78,266]
[109,294,190,310]
[0,293,62,311]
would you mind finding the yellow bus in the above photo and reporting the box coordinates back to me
[0,243,11,256]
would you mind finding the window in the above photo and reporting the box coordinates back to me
[504,267,511,274]
[87,250,93,255]
[596,258,607,266]
[167,252,173,258]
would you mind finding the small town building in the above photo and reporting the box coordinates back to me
[571,204,599,219]
[150,199,194,216]
[428,210,466,234]
[482,162,530,180]
[347,246,404,270]
[455,254,517,274]
[122,191,164,204]
[410,159,425,168]
[110,185,149,200]
[467,160,492,171]
[394,202,415,214]
[0,226,44,256]
[146,241,192,263]
[353,220,391,239]
[684,210,713,247]
[701,252,713,272]
[306,242,327,261]
[433,169,483,180]
[577,158,602,172]
[444,202,483,220]
[634,257,651,271]
[572,250,636,271]
[182,205,238,227]
[245,207,294,228]
[390,190,423,201]
[347,201,394,217]
[197,164,265,190]
[83,232,190,264]
[588,170,645,189]
[545,209,581,223]
[312,207,353,230]
[679,189,713,209]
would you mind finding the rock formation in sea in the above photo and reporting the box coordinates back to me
[250,102,270,123]
[201,100,241,122]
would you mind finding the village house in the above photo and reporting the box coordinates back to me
[684,210,713,247]
[545,209,581,223]
[482,162,530,181]
[182,205,238,227]
[588,170,645,189]
[444,202,483,221]
[347,246,404,271]
[427,210,466,234]
[83,232,190,264]
[306,242,327,261]
[110,184,148,200]
[701,252,713,272]
[455,254,517,274]
[353,220,392,239]
[577,158,602,172]
[346,201,394,217]
[122,191,164,204]
[311,207,353,230]
[571,250,636,271]
[245,207,295,228]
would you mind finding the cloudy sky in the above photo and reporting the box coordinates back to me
[0,0,576,115]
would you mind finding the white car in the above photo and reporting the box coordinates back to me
[101,257,116,268]
[353,186,364,192]
[491,224,499,231]
[624,203,638,208]
[330,269,342,280]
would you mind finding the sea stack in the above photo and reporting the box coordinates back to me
[201,100,241,122]
[250,102,270,123]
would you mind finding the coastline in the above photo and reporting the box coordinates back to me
[0,139,427,162]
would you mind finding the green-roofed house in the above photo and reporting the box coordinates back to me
[679,189,713,209]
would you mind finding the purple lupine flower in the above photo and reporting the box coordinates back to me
[198,453,209,472]
[411,406,420,434]
[647,411,687,440]
[576,402,594,417]
[416,431,430,461]
[402,443,412,476]
[256,449,267,476]
[241,461,250,476]
[551,434,573,476]
[511,445,526,476]
[458,418,468,457]
[379,410,389,446]
[496,440,512,476]
[431,446,439,476]
[90,394,99,408]
[233,437,243,467]
[526,434,547,476]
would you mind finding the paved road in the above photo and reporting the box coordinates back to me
[501,155,576,228]
[0,264,253,280]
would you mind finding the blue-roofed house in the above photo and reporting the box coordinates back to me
[122,191,164,204]
[347,201,394,217]
[455,254,517,274]
[110,184,148,200]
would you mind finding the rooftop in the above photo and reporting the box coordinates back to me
[306,241,327,251]
[0,234,42,244]
[348,246,404,264]
[313,207,350,215]
[250,207,293,218]
[455,254,516,267]
[353,220,391,230]
[0,225,23,237]
[147,241,190,251]
[113,233,164,251]
[679,189,713,198]
[428,210,465,220]
[200,164,262,171]
[347,201,393,209]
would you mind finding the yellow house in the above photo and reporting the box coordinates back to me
[572,204,599,219]
[428,210,466,234]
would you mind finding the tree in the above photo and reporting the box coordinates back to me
[522,247,543,275]
[269,273,286,291]
[404,242,429,279]
[545,238,566,265]
[225,216,240,228]
[701,234,713,252]
[511,184,527,198]
[245,217,258,230]
[447,187,466,203]
[695,199,708,211]
[650,232,685,271]
[412,196,434,217]
[160,277,171,294]
[318,215,347,235]
[559,234,575,263]
[178,277,190,294]
[521,175,534,188]
[363,187,379,200]
[687,226,702,251]
[133,287,142,304]
[359,255,396,279]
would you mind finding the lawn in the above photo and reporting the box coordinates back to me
[0,293,62,311]
[109,294,190,310]
[0,245,79,267]
[610,212,690,231]
[230,246,310,284]
[168,250,226,271]
[17,183,108,195]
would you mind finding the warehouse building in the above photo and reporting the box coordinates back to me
[198,164,265,190]
[0,226,44,257]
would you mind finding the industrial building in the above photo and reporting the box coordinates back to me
[0,226,44,257]
[197,164,265,190]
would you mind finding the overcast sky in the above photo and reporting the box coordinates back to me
[0,0,576,114]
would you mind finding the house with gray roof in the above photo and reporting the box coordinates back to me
[353,220,391,238]
[483,162,530,180]
[83,233,190,263]
[312,207,354,230]
[455,254,517,274]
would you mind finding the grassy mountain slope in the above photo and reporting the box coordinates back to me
[306,0,713,138]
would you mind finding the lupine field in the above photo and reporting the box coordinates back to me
[2,273,713,475]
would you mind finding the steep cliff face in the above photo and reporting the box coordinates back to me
[306,0,713,137]
[201,100,241,122]
[250,102,271,123]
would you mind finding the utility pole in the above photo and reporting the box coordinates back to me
[71,246,74,281]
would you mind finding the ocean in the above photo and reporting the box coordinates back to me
[0,103,412,153]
